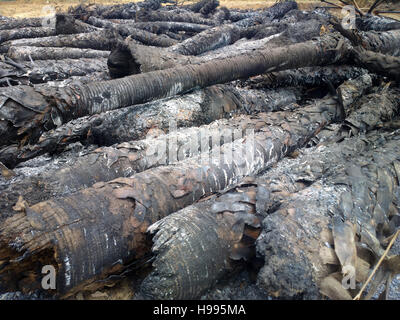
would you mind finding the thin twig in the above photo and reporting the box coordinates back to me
[353,229,400,300]
[368,0,385,14]
[320,0,344,9]
[351,0,364,16]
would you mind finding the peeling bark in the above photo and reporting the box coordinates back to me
[255,126,400,299]
[140,183,262,299]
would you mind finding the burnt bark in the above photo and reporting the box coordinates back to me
[0,17,44,30]
[139,183,261,299]
[131,21,210,34]
[185,0,219,15]
[352,47,400,81]
[240,65,369,90]
[0,91,347,297]
[1,33,349,148]
[356,14,400,31]
[0,86,300,168]
[55,14,100,35]
[7,46,110,61]
[109,19,324,76]
[0,29,119,53]
[0,27,56,45]
[168,24,241,56]
[0,57,107,85]
[255,123,400,299]
[86,16,178,47]
[135,8,217,26]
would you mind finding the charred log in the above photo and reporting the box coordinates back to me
[0,86,300,168]
[86,16,178,47]
[240,65,369,89]
[356,14,400,32]
[255,125,400,299]
[185,0,219,15]
[168,24,241,56]
[352,47,400,81]
[135,8,217,26]
[0,17,43,30]
[6,46,110,61]
[0,29,119,54]
[0,57,108,85]
[55,14,100,35]
[0,91,349,297]
[131,21,209,34]
[140,183,262,299]
[0,27,56,45]
[109,18,325,76]
[1,33,350,148]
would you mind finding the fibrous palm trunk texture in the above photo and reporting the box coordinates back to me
[1,0,400,301]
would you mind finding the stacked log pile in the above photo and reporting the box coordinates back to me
[0,0,399,300]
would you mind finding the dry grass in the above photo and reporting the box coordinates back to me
[0,0,395,19]
[0,0,331,18]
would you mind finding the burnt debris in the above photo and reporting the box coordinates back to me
[0,0,400,300]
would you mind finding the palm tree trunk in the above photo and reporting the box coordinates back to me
[0,58,108,85]
[86,16,178,47]
[7,46,110,61]
[168,24,241,56]
[256,124,400,299]
[0,29,118,53]
[139,183,261,299]
[0,27,56,45]
[135,7,218,26]
[0,92,344,297]
[0,86,300,166]
[0,17,43,30]
[0,86,299,220]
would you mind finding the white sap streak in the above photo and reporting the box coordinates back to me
[64,256,72,287]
